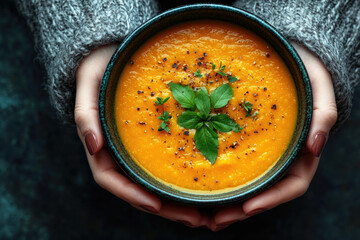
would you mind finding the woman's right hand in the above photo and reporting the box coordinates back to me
[210,42,338,231]
[74,43,211,228]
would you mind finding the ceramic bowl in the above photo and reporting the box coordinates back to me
[99,4,312,206]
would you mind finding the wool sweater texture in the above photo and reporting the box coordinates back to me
[16,0,360,130]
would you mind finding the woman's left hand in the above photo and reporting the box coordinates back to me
[75,43,211,229]
[210,42,338,231]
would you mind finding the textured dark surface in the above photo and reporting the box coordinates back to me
[1,1,359,239]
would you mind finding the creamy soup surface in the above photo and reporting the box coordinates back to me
[114,20,298,192]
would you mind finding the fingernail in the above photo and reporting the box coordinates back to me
[246,208,266,217]
[85,132,97,155]
[312,133,327,157]
[176,220,193,227]
[139,205,158,214]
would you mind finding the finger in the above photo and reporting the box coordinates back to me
[158,202,210,228]
[211,205,248,231]
[242,151,319,216]
[86,147,162,214]
[292,42,337,156]
[75,73,103,155]
[75,44,118,155]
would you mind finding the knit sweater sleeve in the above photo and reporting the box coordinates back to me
[15,0,159,123]
[233,0,360,130]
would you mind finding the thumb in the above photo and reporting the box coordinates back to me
[307,78,337,157]
[75,44,118,155]
[75,71,104,155]
[292,43,337,157]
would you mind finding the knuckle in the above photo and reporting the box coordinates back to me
[93,173,102,187]
[314,103,338,127]
[325,104,338,125]
[74,104,86,126]
[74,104,98,126]
[297,180,309,197]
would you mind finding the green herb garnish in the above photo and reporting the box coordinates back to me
[243,100,253,117]
[211,114,243,133]
[155,97,171,132]
[194,125,219,164]
[219,61,226,71]
[251,111,259,118]
[217,71,227,77]
[154,96,170,106]
[210,83,233,108]
[158,111,170,122]
[169,82,196,110]
[170,83,242,164]
[195,87,211,118]
[177,111,202,129]
[158,121,170,132]
[212,61,238,82]
[194,69,203,78]
[227,75,237,83]
[216,61,226,76]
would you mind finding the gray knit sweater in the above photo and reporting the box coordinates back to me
[16,0,359,129]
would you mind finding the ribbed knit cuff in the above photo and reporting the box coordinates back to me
[16,0,158,123]
[233,0,360,131]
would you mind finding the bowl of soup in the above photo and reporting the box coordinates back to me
[99,4,312,206]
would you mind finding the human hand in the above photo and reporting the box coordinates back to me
[75,44,210,228]
[210,42,338,231]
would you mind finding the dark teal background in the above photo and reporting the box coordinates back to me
[1,1,359,239]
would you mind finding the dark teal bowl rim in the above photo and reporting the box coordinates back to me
[99,4,312,206]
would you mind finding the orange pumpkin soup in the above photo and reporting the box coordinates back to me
[114,20,298,192]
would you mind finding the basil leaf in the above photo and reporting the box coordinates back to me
[211,114,237,132]
[155,96,170,106]
[217,71,227,77]
[233,123,243,133]
[210,83,233,108]
[194,125,219,164]
[204,121,215,130]
[227,75,237,83]
[163,97,170,104]
[177,111,201,129]
[195,87,210,117]
[158,111,170,122]
[195,122,204,129]
[158,122,170,132]
[169,82,196,110]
